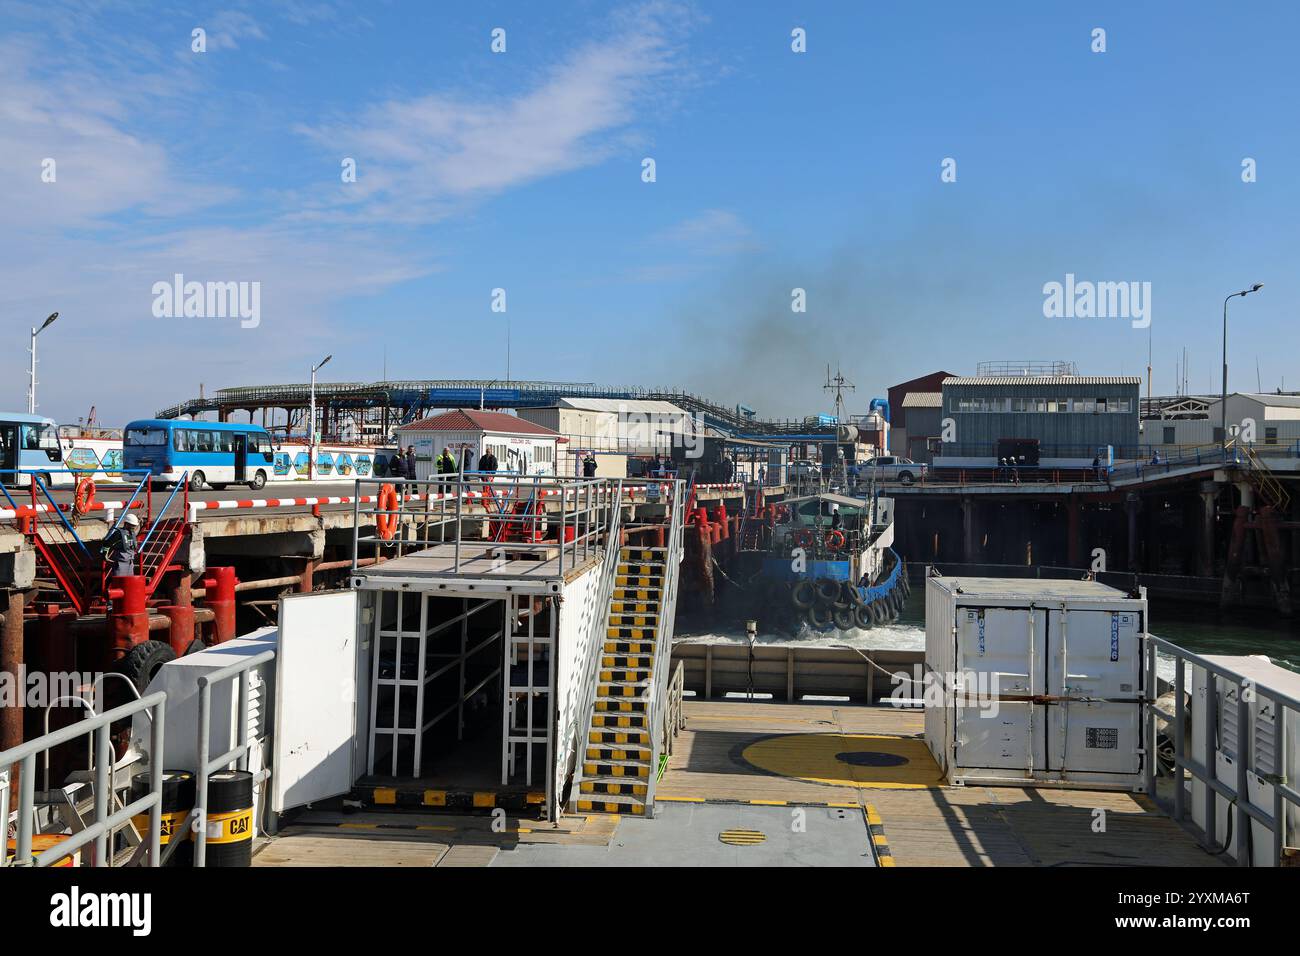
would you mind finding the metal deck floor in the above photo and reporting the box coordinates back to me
[659,700,1226,867]
[492,803,877,867]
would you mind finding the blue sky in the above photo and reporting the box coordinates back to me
[3,0,1298,424]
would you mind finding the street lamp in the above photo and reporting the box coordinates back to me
[1221,284,1263,450]
[309,354,332,480]
[27,312,58,414]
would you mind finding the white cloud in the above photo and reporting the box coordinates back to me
[296,1,696,224]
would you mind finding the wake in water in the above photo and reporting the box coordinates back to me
[675,621,926,653]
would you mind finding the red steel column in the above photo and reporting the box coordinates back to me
[108,575,149,663]
[161,574,196,657]
[202,566,238,644]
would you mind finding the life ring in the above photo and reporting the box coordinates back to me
[376,484,399,540]
[791,529,816,549]
[824,530,846,551]
[775,504,791,524]
[791,580,817,610]
[73,478,97,515]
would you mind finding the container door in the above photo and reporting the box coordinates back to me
[954,606,1046,771]
[1044,608,1143,775]
[271,590,359,813]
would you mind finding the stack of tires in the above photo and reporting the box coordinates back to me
[787,558,911,633]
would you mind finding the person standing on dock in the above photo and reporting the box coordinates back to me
[583,452,597,478]
[403,445,416,480]
[105,512,141,579]
[479,446,498,482]
[437,446,457,476]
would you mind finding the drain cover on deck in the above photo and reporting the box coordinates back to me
[718,829,766,846]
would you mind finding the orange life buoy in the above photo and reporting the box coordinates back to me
[73,477,97,515]
[825,530,846,551]
[791,528,816,549]
[376,484,399,540]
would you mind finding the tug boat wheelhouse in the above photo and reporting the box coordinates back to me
[732,489,908,634]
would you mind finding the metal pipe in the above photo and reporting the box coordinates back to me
[2,590,26,763]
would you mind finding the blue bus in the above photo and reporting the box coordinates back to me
[0,412,74,488]
[123,419,275,490]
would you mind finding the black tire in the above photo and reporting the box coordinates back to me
[854,603,875,629]
[816,579,840,604]
[249,469,267,491]
[190,471,207,491]
[834,582,854,609]
[848,583,867,606]
[832,605,855,630]
[870,600,888,626]
[791,580,816,610]
[899,471,914,485]
[807,604,834,632]
[119,640,177,693]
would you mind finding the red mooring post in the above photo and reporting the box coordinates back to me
[108,575,149,663]
[161,575,196,657]
[202,566,238,644]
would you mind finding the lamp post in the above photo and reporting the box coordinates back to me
[308,354,332,480]
[1221,284,1263,450]
[27,312,58,414]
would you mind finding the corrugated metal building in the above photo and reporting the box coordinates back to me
[938,375,1142,459]
[517,397,698,478]
[899,392,943,462]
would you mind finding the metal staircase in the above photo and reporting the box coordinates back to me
[575,481,686,817]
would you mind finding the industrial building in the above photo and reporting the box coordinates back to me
[516,397,698,478]
[396,409,563,478]
[1143,393,1300,451]
[937,373,1142,463]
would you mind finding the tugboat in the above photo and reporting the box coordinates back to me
[728,488,908,634]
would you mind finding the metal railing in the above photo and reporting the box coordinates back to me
[193,648,275,866]
[1145,636,1300,866]
[563,480,628,817]
[351,475,629,578]
[644,478,687,816]
[1,692,167,867]
[660,661,686,761]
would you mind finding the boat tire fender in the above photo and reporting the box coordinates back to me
[791,580,816,610]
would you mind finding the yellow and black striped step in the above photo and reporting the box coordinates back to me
[581,780,648,796]
[617,563,664,576]
[601,654,653,668]
[583,760,650,778]
[603,640,653,655]
[613,588,660,603]
[591,712,647,728]
[607,613,658,627]
[620,548,667,561]
[615,575,662,588]
[598,682,648,697]
[606,626,656,640]
[610,600,659,615]
[595,699,648,715]
[589,729,649,745]
[577,797,645,815]
[600,668,652,682]
[586,743,651,760]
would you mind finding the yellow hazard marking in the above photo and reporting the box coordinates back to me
[719,829,767,846]
[423,790,446,806]
[472,791,496,808]
[738,733,943,790]
[373,787,397,805]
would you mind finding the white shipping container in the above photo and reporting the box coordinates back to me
[924,575,1149,790]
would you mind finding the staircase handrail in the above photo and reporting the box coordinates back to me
[565,479,627,806]
[644,477,686,814]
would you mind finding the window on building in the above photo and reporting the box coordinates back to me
[1265,427,1278,445]
[1163,426,1175,444]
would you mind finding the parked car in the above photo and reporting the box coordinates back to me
[856,455,926,485]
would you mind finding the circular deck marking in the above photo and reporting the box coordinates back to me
[835,751,908,768]
[737,733,943,789]
[719,829,766,846]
